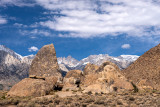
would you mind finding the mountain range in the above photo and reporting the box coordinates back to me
[0,45,139,90]
[58,54,139,72]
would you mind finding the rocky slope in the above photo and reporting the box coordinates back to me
[122,43,160,90]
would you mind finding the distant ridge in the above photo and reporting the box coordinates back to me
[0,45,23,60]
[58,54,139,72]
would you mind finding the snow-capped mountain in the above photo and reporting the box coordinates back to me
[57,54,139,71]
[118,55,139,61]
[58,56,79,68]
[0,45,32,90]
[0,45,23,60]
[23,54,35,59]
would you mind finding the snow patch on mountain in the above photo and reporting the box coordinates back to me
[0,45,23,60]
[118,55,139,61]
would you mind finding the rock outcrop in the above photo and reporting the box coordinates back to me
[83,63,99,75]
[81,61,133,93]
[29,44,62,78]
[7,78,57,97]
[122,44,160,90]
[7,44,62,97]
[63,70,83,91]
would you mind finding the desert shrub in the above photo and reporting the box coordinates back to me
[95,92,98,96]
[25,101,36,107]
[88,104,100,107]
[48,103,56,107]
[113,87,118,92]
[62,98,72,105]
[0,97,21,105]
[81,103,87,107]
[49,91,55,95]
[72,90,77,93]
[131,82,139,93]
[152,89,157,93]
[78,87,82,91]
[1,95,5,99]
[66,89,69,91]
[10,98,20,105]
[87,91,92,95]
[129,96,135,101]
[34,97,53,105]
[117,100,123,105]
[54,99,60,105]
[78,97,82,100]
[94,97,105,105]
[70,102,80,107]
[84,97,94,103]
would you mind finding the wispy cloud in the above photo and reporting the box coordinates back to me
[19,29,51,37]
[121,44,131,49]
[2,0,160,41]
[35,0,160,39]
[14,23,28,27]
[0,16,7,24]
[0,0,35,7]
[28,46,38,52]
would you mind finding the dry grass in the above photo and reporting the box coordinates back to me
[1,91,160,107]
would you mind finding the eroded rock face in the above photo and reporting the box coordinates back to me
[65,70,83,78]
[83,63,99,75]
[122,44,160,90]
[63,70,83,91]
[81,61,133,93]
[7,78,56,97]
[29,44,62,78]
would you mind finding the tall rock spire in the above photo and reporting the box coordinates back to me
[29,44,62,78]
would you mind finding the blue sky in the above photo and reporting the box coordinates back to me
[0,0,160,60]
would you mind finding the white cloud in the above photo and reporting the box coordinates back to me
[19,29,51,37]
[0,16,7,24]
[28,46,38,52]
[36,0,160,38]
[14,23,28,27]
[121,44,131,49]
[0,0,35,7]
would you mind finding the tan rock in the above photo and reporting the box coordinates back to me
[7,78,56,97]
[29,44,62,78]
[45,76,58,89]
[63,70,83,91]
[81,74,98,86]
[122,43,160,90]
[137,79,154,90]
[65,70,83,78]
[81,61,133,93]
[83,84,110,93]
[83,63,99,75]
